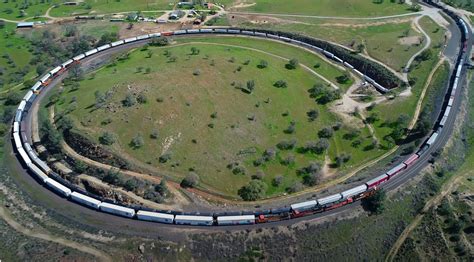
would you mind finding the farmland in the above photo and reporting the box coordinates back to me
[50,36,396,198]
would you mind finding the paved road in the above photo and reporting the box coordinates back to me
[9,6,471,234]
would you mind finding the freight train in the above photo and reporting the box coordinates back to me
[11,12,470,226]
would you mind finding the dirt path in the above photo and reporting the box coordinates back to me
[403,15,432,82]
[0,204,112,261]
[385,172,469,261]
[408,56,446,130]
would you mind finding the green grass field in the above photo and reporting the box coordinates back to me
[232,0,413,17]
[53,37,390,197]
[0,22,35,90]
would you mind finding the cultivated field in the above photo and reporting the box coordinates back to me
[52,36,394,198]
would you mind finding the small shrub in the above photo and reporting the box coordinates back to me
[181,172,199,188]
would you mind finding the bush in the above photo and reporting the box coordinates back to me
[306,109,319,121]
[258,60,268,69]
[122,94,136,107]
[181,172,199,188]
[99,132,116,145]
[272,175,284,187]
[334,153,351,167]
[137,93,147,104]
[286,182,303,193]
[303,138,329,154]
[336,72,350,84]
[362,189,386,214]
[274,80,288,88]
[4,92,22,105]
[297,162,321,175]
[280,155,295,166]
[130,134,144,149]
[276,139,297,150]
[284,121,296,134]
[303,172,320,186]
[252,170,265,180]
[286,58,299,69]
[238,180,267,201]
[318,127,334,138]
[159,153,171,163]
[150,129,159,139]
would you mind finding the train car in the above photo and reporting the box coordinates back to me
[13,121,19,134]
[174,215,214,226]
[61,59,74,68]
[365,173,389,188]
[254,32,266,37]
[31,81,42,93]
[280,36,292,42]
[290,200,317,213]
[444,106,452,118]
[24,143,51,173]
[403,154,419,166]
[228,29,240,34]
[199,29,213,33]
[17,146,31,165]
[343,62,354,69]
[39,73,52,84]
[70,191,101,209]
[27,162,48,182]
[85,49,98,57]
[386,163,406,177]
[100,202,135,218]
[111,40,125,47]
[173,30,186,35]
[162,31,174,36]
[49,66,62,76]
[136,210,174,224]
[440,115,448,127]
[241,30,254,35]
[267,34,279,40]
[426,132,439,146]
[124,37,138,43]
[341,185,368,199]
[217,215,255,226]
[97,44,111,52]
[72,53,86,62]
[317,193,342,207]
[149,32,162,38]
[23,90,34,103]
[353,69,364,77]
[372,82,389,93]
[45,178,72,197]
[333,56,343,63]
[186,29,200,34]
[13,132,22,150]
[136,34,150,41]
[448,97,454,107]
[213,28,227,34]
[323,50,334,58]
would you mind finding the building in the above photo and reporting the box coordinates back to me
[17,22,34,28]
[169,10,185,20]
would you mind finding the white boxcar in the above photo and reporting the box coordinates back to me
[39,74,51,84]
[217,215,255,226]
[73,53,86,61]
[100,202,135,218]
[280,36,292,42]
[290,200,317,212]
[45,178,72,197]
[228,29,240,34]
[85,49,98,56]
[49,66,62,75]
[440,115,448,127]
[254,32,266,37]
[353,69,364,77]
[317,193,342,206]
[27,162,48,182]
[13,132,22,149]
[174,215,213,226]
[61,59,74,68]
[13,122,19,133]
[426,132,439,146]
[214,29,227,33]
[111,40,125,47]
[18,147,31,165]
[386,163,406,177]
[199,29,212,33]
[444,106,452,118]
[333,56,343,63]
[341,185,368,199]
[31,81,42,92]
[149,32,162,38]
[448,97,454,107]
[241,30,254,35]
[186,29,200,34]
[173,30,186,35]
[97,44,111,52]
[70,192,101,209]
[136,210,174,224]
[343,62,354,69]
[136,34,150,40]
[124,37,138,43]
[23,90,34,103]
